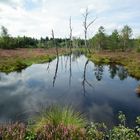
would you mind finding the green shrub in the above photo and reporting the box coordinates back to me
[136,47,140,52]
[86,122,106,140]
[0,110,140,140]
[33,106,86,131]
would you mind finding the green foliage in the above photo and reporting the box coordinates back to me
[135,37,140,52]
[25,130,36,140]
[109,29,120,50]
[0,24,138,51]
[120,25,132,51]
[0,26,72,49]
[92,26,107,50]
[33,106,86,131]
[109,125,139,140]
[118,111,126,126]
[0,55,54,73]
[106,112,139,140]
[86,122,106,140]
[0,111,140,140]
[1,26,9,37]
[90,25,135,51]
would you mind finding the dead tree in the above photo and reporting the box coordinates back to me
[69,17,72,53]
[82,8,97,52]
[68,17,73,86]
[52,29,59,57]
[65,37,68,52]
[52,29,59,87]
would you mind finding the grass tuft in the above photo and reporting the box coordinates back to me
[32,106,86,132]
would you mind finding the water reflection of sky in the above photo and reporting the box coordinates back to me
[0,54,140,127]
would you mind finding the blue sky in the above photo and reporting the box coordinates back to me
[0,0,140,38]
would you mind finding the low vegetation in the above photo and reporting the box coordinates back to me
[32,106,86,131]
[0,48,67,73]
[0,107,140,140]
[87,51,140,79]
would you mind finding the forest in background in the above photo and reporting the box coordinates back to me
[0,25,140,52]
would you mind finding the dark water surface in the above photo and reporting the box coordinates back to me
[0,54,140,127]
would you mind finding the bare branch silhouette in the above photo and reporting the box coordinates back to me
[53,57,59,87]
[69,54,72,87]
[82,8,97,52]
[52,29,59,87]
[52,29,59,57]
[69,17,72,86]
[46,62,50,72]
[82,60,94,95]
[69,16,73,53]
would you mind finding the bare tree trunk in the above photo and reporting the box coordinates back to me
[69,17,72,53]
[69,17,72,86]
[82,8,97,53]
[52,29,59,57]
[52,29,59,87]
[65,38,68,52]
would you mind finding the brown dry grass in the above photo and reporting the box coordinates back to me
[0,48,67,72]
[89,50,140,79]
[0,48,66,59]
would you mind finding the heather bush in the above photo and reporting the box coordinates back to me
[36,123,86,140]
[0,122,26,140]
[0,110,139,140]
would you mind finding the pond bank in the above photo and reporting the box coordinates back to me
[0,107,140,140]
[0,48,67,73]
[88,51,140,80]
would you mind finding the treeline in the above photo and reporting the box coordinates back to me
[0,26,84,49]
[89,25,140,52]
[0,25,140,51]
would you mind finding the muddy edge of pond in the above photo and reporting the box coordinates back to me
[0,48,140,80]
[87,51,140,80]
[0,48,69,73]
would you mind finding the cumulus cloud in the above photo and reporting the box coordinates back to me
[0,0,140,38]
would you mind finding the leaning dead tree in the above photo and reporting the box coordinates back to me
[82,8,97,51]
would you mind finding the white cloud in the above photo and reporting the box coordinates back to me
[0,0,140,38]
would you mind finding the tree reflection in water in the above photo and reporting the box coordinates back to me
[82,60,95,95]
[109,64,118,79]
[51,52,129,95]
[94,64,129,81]
[117,66,128,80]
[69,53,72,87]
[135,84,140,97]
[94,64,104,81]
[109,64,128,80]
[53,56,59,87]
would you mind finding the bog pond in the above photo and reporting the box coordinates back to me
[0,53,140,127]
